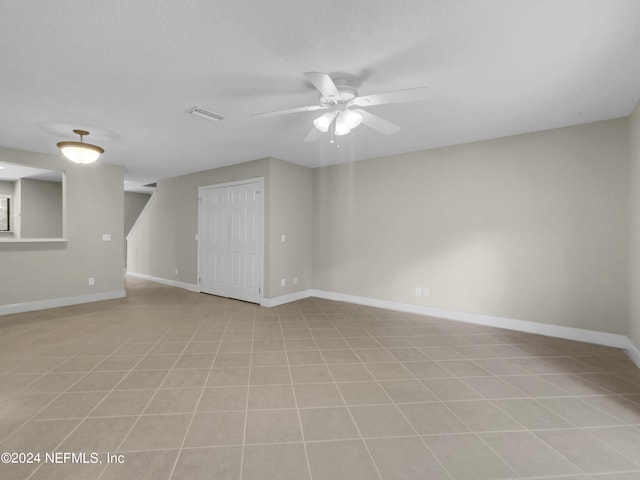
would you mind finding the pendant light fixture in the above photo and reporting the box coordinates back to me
[57,129,104,164]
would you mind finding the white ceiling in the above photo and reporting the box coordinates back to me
[0,162,62,182]
[1,0,639,189]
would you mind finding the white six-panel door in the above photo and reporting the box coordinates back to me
[198,179,263,303]
[199,186,230,298]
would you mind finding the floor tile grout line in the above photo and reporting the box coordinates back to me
[18,412,634,434]
[328,310,459,480]
[436,400,553,478]
[0,337,100,441]
[570,393,640,425]
[346,308,594,476]
[483,393,588,446]
[577,424,640,469]
[526,394,631,431]
[58,359,625,381]
[3,287,639,479]
[527,424,639,476]
[0,326,153,444]
[368,318,615,478]
[164,308,235,480]
[452,369,533,401]
[106,431,640,453]
[280,311,315,480]
[347,307,640,476]
[301,308,389,480]
[20,327,177,480]
[540,372,623,395]
[2,342,629,363]
[94,319,209,480]
[319,300,640,478]
[236,307,257,480]
[317,305,470,478]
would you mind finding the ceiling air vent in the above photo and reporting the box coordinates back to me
[186,106,225,122]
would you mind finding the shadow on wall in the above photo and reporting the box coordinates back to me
[124,192,152,268]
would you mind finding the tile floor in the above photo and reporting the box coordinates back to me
[0,277,639,480]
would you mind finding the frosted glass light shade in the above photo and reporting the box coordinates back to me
[57,143,103,164]
[334,122,351,136]
[341,110,362,129]
[313,112,336,132]
[57,130,104,164]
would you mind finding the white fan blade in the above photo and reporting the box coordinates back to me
[351,87,431,107]
[304,127,323,142]
[252,104,326,119]
[355,109,400,135]
[304,72,342,99]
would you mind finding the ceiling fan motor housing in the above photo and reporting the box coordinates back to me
[319,81,358,106]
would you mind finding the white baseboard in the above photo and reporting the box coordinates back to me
[126,271,199,292]
[0,290,126,316]
[261,289,312,307]
[624,338,640,368]
[309,289,633,352]
[120,278,640,368]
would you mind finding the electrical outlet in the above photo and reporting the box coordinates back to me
[293,276,298,285]
[88,277,95,286]
[281,234,286,243]
[422,287,430,297]
[281,278,286,287]
[175,268,179,275]
[102,233,111,242]
[415,287,422,296]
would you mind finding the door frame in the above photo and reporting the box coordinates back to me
[197,177,265,302]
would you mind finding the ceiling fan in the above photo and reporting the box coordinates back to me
[251,72,431,143]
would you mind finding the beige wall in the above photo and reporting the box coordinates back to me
[2,117,634,343]
[0,146,124,307]
[127,119,633,339]
[0,180,13,195]
[314,119,629,334]
[127,157,314,299]
[629,103,640,348]
[127,158,271,290]
[19,178,63,238]
[267,158,313,296]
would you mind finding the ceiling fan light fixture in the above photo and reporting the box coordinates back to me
[341,110,363,129]
[57,130,104,164]
[334,122,351,136]
[313,112,337,133]
[334,110,360,136]
[252,72,425,142]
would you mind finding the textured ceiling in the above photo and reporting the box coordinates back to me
[1,0,639,188]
